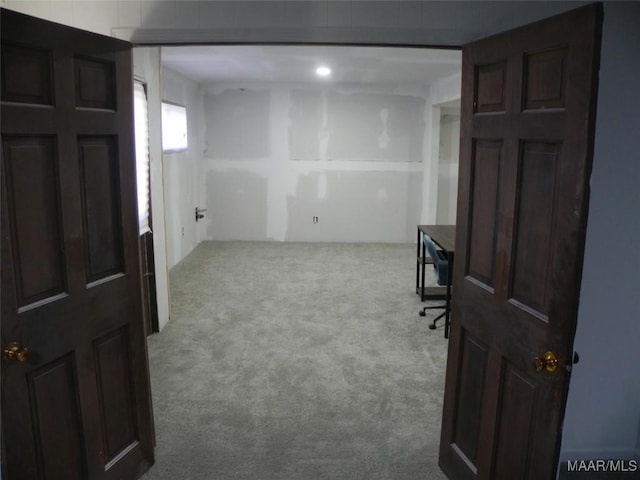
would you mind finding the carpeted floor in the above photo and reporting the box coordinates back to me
[141,241,449,480]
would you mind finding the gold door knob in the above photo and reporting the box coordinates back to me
[3,342,29,362]
[533,351,558,373]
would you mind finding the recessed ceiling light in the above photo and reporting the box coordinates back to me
[316,66,331,77]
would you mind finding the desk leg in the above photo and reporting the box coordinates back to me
[416,227,421,296]
[421,240,427,301]
[444,253,454,339]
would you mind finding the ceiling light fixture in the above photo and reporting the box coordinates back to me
[316,66,331,77]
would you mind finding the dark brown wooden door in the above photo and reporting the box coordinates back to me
[439,5,601,479]
[1,9,154,479]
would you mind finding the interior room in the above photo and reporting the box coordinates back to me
[135,44,462,478]
[147,44,462,262]
[1,2,639,479]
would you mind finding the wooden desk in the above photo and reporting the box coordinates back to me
[419,225,455,253]
[416,225,456,338]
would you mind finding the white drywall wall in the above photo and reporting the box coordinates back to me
[200,82,433,243]
[436,110,460,225]
[161,67,205,269]
[559,1,640,464]
[422,73,461,225]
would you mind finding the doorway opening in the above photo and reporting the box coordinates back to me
[136,43,462,477]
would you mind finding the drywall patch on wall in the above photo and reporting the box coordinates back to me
[285,170,423,242]
[378,108,391,149]
[326,91,425,162]
[205,170,268,241]
[284,172,325,241]
[317,173,327,199]
[202,82,430,243]
[431,72,462,106]
[204,88,271,159]
[288,88,426,162]
[289,89,323,161]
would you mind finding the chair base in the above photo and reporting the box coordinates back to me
[419,306,447,330]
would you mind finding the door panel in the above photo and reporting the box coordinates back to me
[74,57,116,110]
[475,62,507,113]
[29,355,87,480]
[468,140,501,289]
[94,327,139,463]
[491,365,536,478]
[1,9,154,480]
[79,136,125,282]
[452,332,487,468]
[523,48,567,110]
[511,142,559,315]
[1,45,53,105]
[440,5,601,479]
[3,136,66,306]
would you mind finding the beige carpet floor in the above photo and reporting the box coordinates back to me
[141,241,449,480]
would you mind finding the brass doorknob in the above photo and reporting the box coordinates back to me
[3,342,29,362]
[533,351,558,373]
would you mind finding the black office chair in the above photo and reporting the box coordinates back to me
[418,234,450,330]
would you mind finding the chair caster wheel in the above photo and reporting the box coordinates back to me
[419,310,426,317]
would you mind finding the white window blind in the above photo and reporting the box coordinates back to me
[134,81,151,235]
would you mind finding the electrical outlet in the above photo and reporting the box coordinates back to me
[313,216,319,224]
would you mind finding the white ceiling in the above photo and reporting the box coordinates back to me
[161,45,461,86]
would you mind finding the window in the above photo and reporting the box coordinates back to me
[161,101,188,152]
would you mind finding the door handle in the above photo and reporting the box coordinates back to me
[3,342,29,362]
[533,351,558,373]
